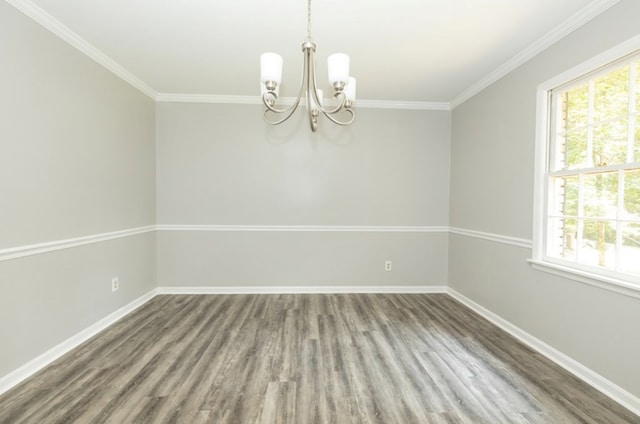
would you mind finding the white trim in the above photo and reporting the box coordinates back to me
[155,94,259,105]
[1,225,543,264]
[156,224,448,233]
[450,0,621,108]
[530,35,640,298]
[447,226,640,297]
[158,286,447,295]
[537,34,640,93]
[160,225,535,252]
[0,225,547,263]
[528,259,640,299]
[0,226,156,262]
[355,99,450,111]
[532,88,550,260]
[0,288,158,396]
[449,227,533,249]
[7,0,620,109]
[6,0,157,99]
[447,288,640,417]
[155,93,451,111]
[4,0,449,113]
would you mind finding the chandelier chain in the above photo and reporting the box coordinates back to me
[307,0,312,40]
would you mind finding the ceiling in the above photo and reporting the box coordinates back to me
[14,0,616,105]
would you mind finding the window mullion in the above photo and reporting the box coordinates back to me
[586,80,595,168]
[548,162,637,177]
[628,61,637,163]
[576,172,584,263]
[549,92,566,172]
[616,169,624,271]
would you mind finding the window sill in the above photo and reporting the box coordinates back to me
[527,259,640,300]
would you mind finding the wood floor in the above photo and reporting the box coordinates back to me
[0,294,637,424]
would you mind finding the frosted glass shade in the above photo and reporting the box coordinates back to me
[260,53,283,84]
[327,53,350,85]
[345,77,356,101]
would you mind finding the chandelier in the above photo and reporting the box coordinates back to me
[259,0,356,132]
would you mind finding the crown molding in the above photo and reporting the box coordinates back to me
[156,93,450,111]
[356,99,450,111]
[450,0,621,109]
[155,93,260,104]
[6,0,157,99]
[8,0,619,111]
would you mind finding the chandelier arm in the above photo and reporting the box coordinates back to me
[262,92,300,115]
[308,45,324,112]
[263,99,302,125]
[320,107,355,126]
[306,45,319,131]
[317,92,349,115]
[262,44,310,125]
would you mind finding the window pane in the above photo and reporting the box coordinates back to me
[550,176,579,216]
[624,169,640,221]
[578,219,616,269]
[620,223,640,274]
[563,128,587,169]
[548,217,577,261]
[593,65,629,123]
[564,176,579,216]
[583,172,618,218]
[592,119,628,166]
[564,83,589,131]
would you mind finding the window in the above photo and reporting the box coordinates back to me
[533,38,640,291]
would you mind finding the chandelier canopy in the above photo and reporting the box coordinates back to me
[260,0,356,132]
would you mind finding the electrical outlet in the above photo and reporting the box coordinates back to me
[111,277,119,292]
[385,261,392,271]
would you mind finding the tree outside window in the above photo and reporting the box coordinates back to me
[547,56,640,279]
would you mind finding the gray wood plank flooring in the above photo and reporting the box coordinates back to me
[0,294,637,423]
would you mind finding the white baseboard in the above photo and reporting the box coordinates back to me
[0,288,158,396]
[446,288,640,417]
[157,285,448,295]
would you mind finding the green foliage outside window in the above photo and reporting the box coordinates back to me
[552,59,640,270]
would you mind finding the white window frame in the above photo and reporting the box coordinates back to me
[531,35,640,299]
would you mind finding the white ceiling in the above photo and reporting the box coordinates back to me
[14,0,616,104]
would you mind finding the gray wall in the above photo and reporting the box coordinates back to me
[3,0,638,406]
[0,3,156,378]
[156,103,451,287]
[449,0,640,398]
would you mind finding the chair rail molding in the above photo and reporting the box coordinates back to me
[0,226,156,262]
